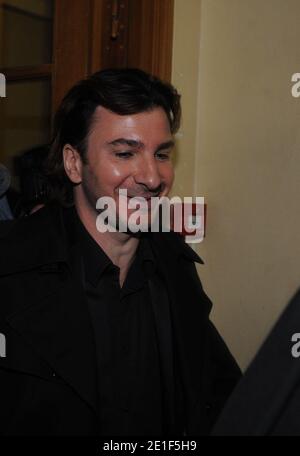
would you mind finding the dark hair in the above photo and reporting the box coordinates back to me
[46,68,181,205]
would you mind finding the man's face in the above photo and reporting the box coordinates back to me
[76,106,175,229]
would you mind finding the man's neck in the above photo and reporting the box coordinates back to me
[74,201,139,286]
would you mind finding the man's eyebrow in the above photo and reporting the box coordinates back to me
[156,140,175,152]
[107,138,175,150]
[107,138,144,148]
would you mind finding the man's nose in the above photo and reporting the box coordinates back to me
[134,156,162,191]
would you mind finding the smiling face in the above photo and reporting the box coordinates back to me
[63,106,175,231]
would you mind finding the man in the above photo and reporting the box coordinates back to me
[0,69,240,436]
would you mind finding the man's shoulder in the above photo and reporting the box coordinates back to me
[0,204,61,240]
[0,204,68,277]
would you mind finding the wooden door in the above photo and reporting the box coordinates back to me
[53,0,174,110]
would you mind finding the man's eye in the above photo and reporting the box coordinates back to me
[156,152,170,161]
[115,151,134,158]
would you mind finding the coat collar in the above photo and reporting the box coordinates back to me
[0,204,69,276]
[149,230,204,265]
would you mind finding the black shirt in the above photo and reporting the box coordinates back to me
[63,207,173,435]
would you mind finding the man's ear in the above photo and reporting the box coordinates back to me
[63,144,83,184]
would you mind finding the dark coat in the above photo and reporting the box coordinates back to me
[212,288,300,436]
[0,204,240,436]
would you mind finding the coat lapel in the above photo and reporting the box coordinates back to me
[150,233,212,421]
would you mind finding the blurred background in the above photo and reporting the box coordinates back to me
[1,0,300,371]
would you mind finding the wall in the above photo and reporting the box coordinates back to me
[171,0,202,198]
[172,0,300,370]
